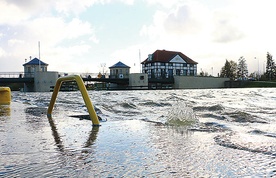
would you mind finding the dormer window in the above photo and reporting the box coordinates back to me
[148,54,152,61]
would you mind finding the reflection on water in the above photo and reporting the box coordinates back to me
[47,116,99,152]
[1,88,276,177]
[0,105,10,117]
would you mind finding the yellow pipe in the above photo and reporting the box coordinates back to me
[47,75,100,126]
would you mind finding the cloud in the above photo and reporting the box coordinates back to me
[0,47,6,57]
[140,2,211,40]
[55,0,98,15]
[164,5,203,35]
[8,39,25,47]
[140,10,167,40]
[212,13,245,43]
[146,0,185,8]
[55,0,135,15]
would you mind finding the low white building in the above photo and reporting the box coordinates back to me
[128,73,148,89]
[23,58,58,92]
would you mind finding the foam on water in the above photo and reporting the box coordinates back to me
[166,102,198,126]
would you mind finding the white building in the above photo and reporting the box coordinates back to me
[22,58,58,92]
[141,49,198,79]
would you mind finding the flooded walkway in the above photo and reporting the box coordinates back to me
[1,89,276,177]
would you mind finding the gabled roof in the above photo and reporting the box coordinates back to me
[141,49,198,64]
[23,58,48,66]
[109,61,130,68]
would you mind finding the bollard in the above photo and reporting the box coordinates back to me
[0,87,11,105]
[47,75,100,126]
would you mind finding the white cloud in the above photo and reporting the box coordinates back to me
[55,0,135,15]
[146,0,186,8]
[1,0,276,76]
[138,0,276,75]
[0,1,29,24]
[8,39,24,46]
[140,10,167,40]
[0,47,6,57]
[55,0,98,15]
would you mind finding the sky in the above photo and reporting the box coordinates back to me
[1,0,276,76]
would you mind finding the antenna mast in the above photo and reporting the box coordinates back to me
[38,41,41,71]
[139,49,141,73]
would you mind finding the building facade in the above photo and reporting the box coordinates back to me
[22,57,58,92]
[141,50,198,79]
[109,61,130,79]
[23,58,48,78]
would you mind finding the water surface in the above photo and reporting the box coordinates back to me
[1,88,276,177]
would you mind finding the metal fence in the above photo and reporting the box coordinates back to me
[0,72,26,78]
[0,72,110,79]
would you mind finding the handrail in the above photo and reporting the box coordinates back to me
[47,75,100,126]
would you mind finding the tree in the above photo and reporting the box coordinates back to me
[220,59,237,80]
[265,52,275,80]
[199,69,209,77]
[237,56,248,80]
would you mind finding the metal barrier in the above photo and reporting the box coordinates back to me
[47,75,100,126]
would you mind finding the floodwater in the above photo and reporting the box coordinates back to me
[0,88,276,177]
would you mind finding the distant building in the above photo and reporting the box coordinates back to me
[141,50,198,79]
[22,57,58,92]
[23,58,48,78]
[109,61,130,79]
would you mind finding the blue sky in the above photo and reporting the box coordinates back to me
[1,0,276,76]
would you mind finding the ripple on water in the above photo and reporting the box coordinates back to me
[193,104,225,112]
[224,111,268,123]
[140,100,172,107]
[214,132,276,156]
[190,122,230,132]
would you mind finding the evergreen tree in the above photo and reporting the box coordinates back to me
[237,56,248,80]
[220,59,237,80]
[266,52,275,80]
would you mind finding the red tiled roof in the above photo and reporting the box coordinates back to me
[141,49,198,64]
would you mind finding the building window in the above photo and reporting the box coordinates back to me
[176,69,181,76]
[183,63,187,67]
[151,69,155,78]
[183,70,187,76]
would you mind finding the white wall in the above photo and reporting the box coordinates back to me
[34,71,58,92]
[129,73,148,89]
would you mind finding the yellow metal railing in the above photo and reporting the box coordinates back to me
[47,75,100,126]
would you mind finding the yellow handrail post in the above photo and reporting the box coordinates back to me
[47,75,100,126]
